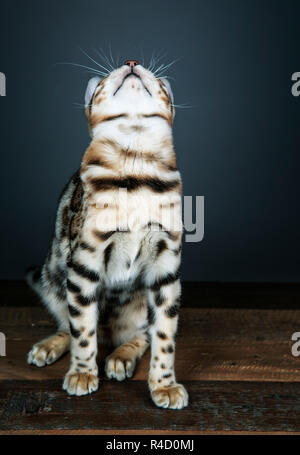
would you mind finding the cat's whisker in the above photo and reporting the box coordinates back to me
[57,62,107,77]
[153,50,166,67]
[153,64,165,74]
[98,48,115,71]
[154,58,180,75]
[91,46,113,72]
[73,102,88,107]
[139,45,145,67]
[109,45,116,69]
[149,50,167,72]
[148,50,158,72]
[171,103,193,109]
[154,51,168,68]
[116,54,122,67]
[80,48,111,74]
[156,75,176,81]
[148,51,167,73]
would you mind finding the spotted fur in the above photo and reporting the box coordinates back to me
[26,62,188,409]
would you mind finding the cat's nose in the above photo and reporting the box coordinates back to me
[124,60,139,68]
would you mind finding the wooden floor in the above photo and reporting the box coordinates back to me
[1,281,300,434]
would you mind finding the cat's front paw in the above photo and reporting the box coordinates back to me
[151,383,188,410]
[27,333,69,367]
[63,371,99,396]
[105,354,136,381]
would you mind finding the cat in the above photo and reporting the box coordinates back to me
[26,59,188,409]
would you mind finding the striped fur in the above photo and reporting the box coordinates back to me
[26,62,188,409]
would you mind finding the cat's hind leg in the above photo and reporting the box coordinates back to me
[27,263,70,367]
[105,334,149,381]
[104,293,149,381]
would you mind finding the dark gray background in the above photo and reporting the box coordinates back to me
[0,0,299,282]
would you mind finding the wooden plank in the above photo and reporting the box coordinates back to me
[1,380,300,433]
[1,307,300,382]
[2,339,300,382]
[1,280,300,308]
[0,307,299,382]
[1,281,300,434]
[1,430,300,435]
[0,281,40,307]
[182,282,300,308]
[2,306,300,345]
[3,305,300,341]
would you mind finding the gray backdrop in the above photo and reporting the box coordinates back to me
[0,0,299,281]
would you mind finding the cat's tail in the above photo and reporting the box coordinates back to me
[25,266,43,295]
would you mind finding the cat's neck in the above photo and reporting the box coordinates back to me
[80,123,177,181]
[92,117,173,152]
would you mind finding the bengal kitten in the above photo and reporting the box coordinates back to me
[26,60,188,409]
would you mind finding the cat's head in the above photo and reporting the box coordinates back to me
[84,60,174,136]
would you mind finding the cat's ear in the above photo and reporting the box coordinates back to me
[85,76,101,107]
[160,77,174,104]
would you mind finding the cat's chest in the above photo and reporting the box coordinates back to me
[98,230,165,288]
[83,187,171,233]
[78,175,182,286]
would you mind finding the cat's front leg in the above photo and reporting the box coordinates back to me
[147,279,188,409]
[62,258,100,396]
